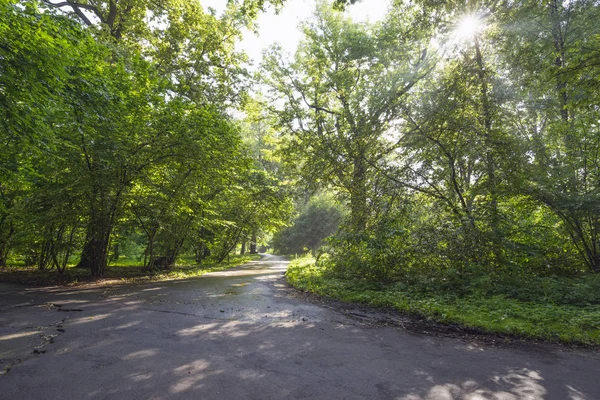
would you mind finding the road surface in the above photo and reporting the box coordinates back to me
[0,255,598,399]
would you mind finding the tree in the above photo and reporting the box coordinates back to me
[210,169,292,262]
[262,1,433,231]
[500,0,600,272]
[129,102,245,269]
[0,0,91,267]
[272,193,344,255]
[383,10,525,271]
[1,0,294,277]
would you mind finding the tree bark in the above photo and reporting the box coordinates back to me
[249,232,258,254]
[77,229,111,278]
[350,155,368,232]
[196,241,206,265]
[76,213,113,277]
[0,220,14,267]
[473,35,503,267]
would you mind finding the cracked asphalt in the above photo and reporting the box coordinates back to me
[1,254,599,399]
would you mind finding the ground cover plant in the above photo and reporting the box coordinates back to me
[259,0,600,345]
[0,254,261,287]
[287,256,600,345]
[2,0,599,347]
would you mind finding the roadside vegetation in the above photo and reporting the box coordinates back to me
[270,1,600,345]
[0,254,261,287]
[287,256,600,345]
[0,0,290,282]
[2,0,599,345]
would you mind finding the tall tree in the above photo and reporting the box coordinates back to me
[500,0,600,272]
[0,0,91,266]
[262,1,433,231]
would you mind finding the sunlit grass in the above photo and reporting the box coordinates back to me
[0,254,262,287]
[286,255,600,345]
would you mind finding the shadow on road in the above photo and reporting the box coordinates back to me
[0,255,598,399]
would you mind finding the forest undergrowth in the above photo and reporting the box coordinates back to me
[287,256,600,345]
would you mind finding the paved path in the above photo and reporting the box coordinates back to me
[0,255,598,399]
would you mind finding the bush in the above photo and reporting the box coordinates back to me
[272,194,344,255]
[286,256,600,345]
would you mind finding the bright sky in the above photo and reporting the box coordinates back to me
[203,0,390,67]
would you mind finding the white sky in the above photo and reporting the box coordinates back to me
[203,0,390,67]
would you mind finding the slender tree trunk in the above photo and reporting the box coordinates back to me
[0,242,8,267]
[550,0,569,123]
[216,228,242,263]
[0,249,6,267]
[240,240,246,255]
[0,220,14,267]
[549,0,578,188]
[165,236,186,267]
[249,232,258,254]
[162,215,195,267]
[196,216,210,266]
[350,156,368,232]
[474,35,503,267]
[196,241,205,265]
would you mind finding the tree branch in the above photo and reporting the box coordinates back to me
[42,0,106,25]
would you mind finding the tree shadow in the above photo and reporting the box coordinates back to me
[0,261,598,399]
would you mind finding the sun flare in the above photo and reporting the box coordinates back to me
[455,15,482,39]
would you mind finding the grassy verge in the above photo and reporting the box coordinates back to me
[0,254,261,287]
[286,256,600,345]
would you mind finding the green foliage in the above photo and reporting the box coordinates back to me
[287,256,600,344]
[496,0,600,273]
[262,0,432,230]
[272,194,344,255]
[0,253,261,286]
[0,0,292,277]
[271,0,600,300]
[2,2,83,268]
[208,168,293,263]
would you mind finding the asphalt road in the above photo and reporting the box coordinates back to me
[0,254,599,399]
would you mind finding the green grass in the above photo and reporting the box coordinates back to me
[286,255,600,345]
[0,254,261,287]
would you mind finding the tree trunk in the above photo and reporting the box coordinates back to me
[196,240,210,265]
[350,156,368,232]
[240,240,246,255]
[473,35,503,268]
[592,252,600,274]
[0,221,14,268]
[77,218,112,278]
[0,241,8,267]
[549,0,577,187]
[196,221,206,265]
[165,236,186,268]
[249,232,258,254]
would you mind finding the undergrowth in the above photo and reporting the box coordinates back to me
[286,255,600,345]
[0,254,261,287]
